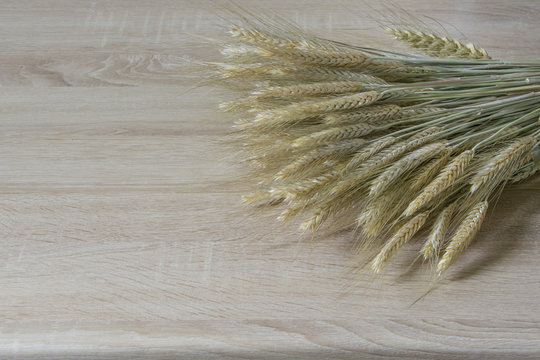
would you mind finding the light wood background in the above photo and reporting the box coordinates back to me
[1,1,539,359]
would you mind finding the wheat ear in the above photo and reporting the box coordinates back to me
[300,198,350,233]
[299,206,328,233]
[333,128,440,195]
[220,44,262,57]
[437,201,489,274]
[216,60,386,84]
[421,202,456,260]
[297,68,388,83]
[511,162,539,183]
[344,137,398,172]
[216,63,289,79]
[293,123,379,147]
[323,104,402,125]
[470,136,537,193]
[371,212,429,273]
[274,139,365,180]
[386,28,491,59]
[399,107,448,118]
[254,41,409,73]
[273,169,341,202]
[252,81,365,98]
[258,46,371,67]
[255,91,383,124]
[370,142,447,197]
[241,191,271,204]
[230,26,301,49]
[410,151,452,191]
[359,127,441,172]
[405,150,474,216]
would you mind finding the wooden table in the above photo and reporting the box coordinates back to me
[2,1,539,358]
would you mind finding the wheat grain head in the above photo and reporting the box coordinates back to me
[254,91,383,125]
[437,201,489,274]
[405,149,474,216]
[371,212,430,273]
[421,202,457,260]
[470,136,537,193]
[386,28,491,60]
[369,142,447,197]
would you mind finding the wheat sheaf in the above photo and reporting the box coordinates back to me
[201,13,540,279]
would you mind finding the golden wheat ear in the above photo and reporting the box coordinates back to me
[386,28,491,59]
[371,212,430,273]
[470,136,537,194]
[421,202,456,261]
[511,161,539,183]
[437,201,489,274]
[405,150,475,216]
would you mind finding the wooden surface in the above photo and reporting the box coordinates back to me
[1,1,540,358]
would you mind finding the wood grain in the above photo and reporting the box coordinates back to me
[1,1,539,358]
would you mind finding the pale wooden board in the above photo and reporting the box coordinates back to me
[1,1,540,359]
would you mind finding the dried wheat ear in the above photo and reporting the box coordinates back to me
[205,16,540,278]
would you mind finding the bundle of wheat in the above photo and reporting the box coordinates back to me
[203,15,540,277]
